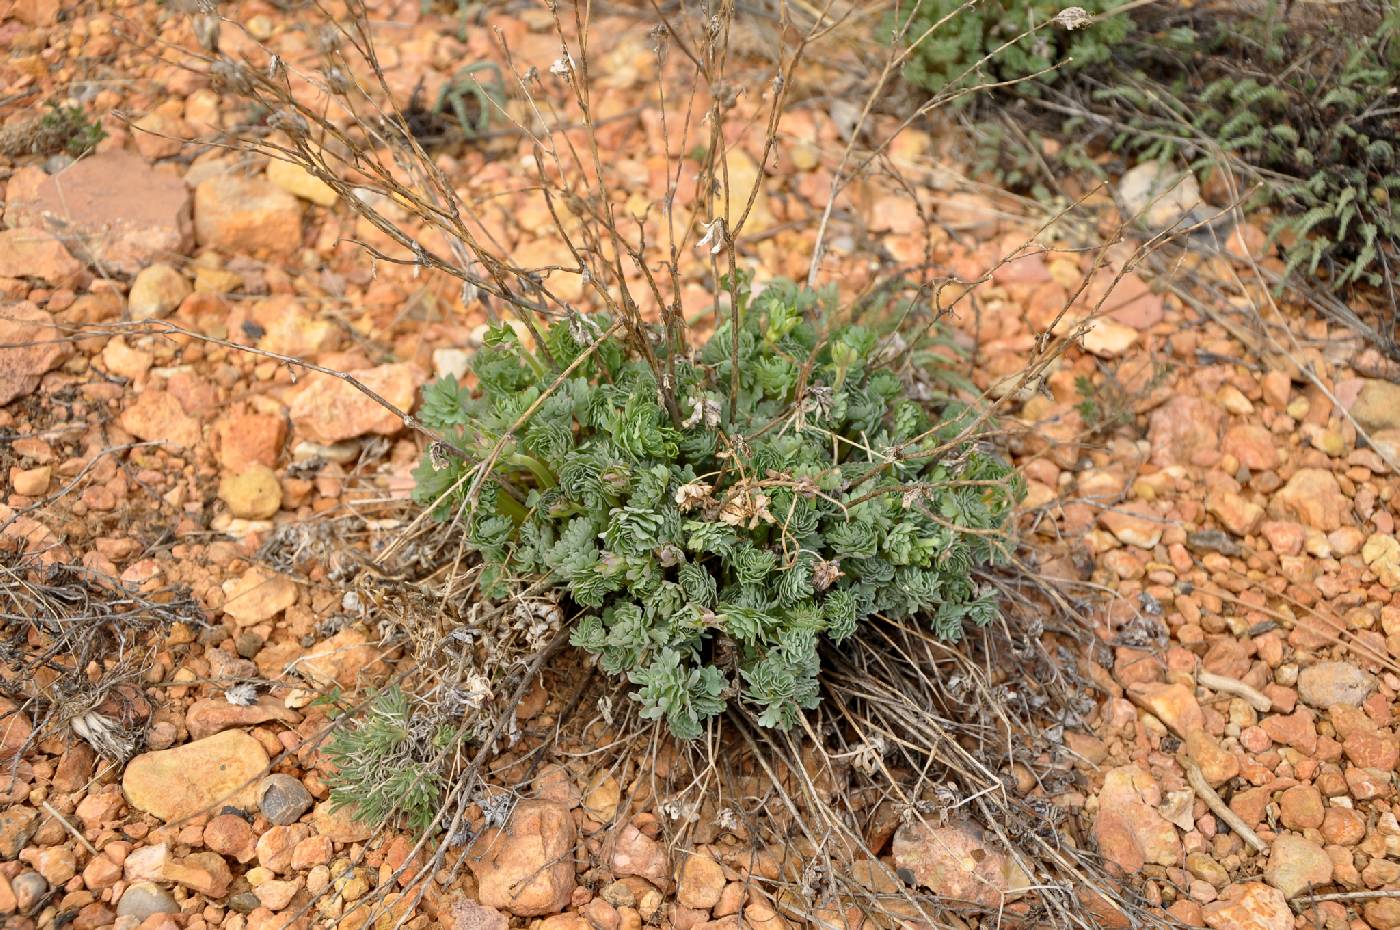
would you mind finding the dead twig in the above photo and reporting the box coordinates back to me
[1291,890,1400,906]
[1183,759,1268,854]
[41,800,99,857]
[1197,670,1272,714]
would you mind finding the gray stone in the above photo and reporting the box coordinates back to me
[228,891,262,914]
[12,871,48,912]
[1118,161,1205,231]
[116,881,180,920]
[0,805,37,859]
[235,631,264,659]
[258,773,313,826]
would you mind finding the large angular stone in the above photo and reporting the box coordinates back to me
[1092,765,1181,874]
[118,389,201,448]
[1128,682,1203,738]
[297,627,385,689]
[0,303,71,406]
[1271,468,1348,532]
[221,566,298,626]
[1148,395,1223,467]
[0,228,84,287]
[892,818,1032,906]
[289,363,424,443]
[122,730,268,822]
[1203,882,1292,930]
[4,153,192,275]
[468,800,576,916]
[124,843,233,897]
[675,852,725,910]
[194,173,303,256]
[185,696,300,740]
[1263,833,1332,898]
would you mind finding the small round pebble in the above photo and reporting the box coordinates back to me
[228,891,262,914]
[259,773,314,826]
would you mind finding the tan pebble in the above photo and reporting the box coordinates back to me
[127,264,190,321]
[218,465,282,520]
[1217,385,1255,415]
[1278,785,1324,831]
[1263,833,1331,898]
[676,852,725,911]
[10,465,51,497]
[789,143,819,172]
[267,159,338,207]
[1321,807,1366,846]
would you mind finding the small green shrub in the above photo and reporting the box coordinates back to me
[324,686,454,833]
[1086,4,1400,290]
[47,106,107,157]
[895,0,1130,99]
[0,104,106,159]
[413,279,1021,740]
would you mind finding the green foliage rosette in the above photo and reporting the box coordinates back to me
[413,279,1021,739]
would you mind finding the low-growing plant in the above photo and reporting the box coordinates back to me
[324,685,455,833]
[894,0,1130,100]
[0,103,106,159]
[965,118,1104,204]
[48,105,107,156]
[1082,3,1400,291]
[401,62,506,146]
[1074,358,1171,438]
[413,278,1021,739]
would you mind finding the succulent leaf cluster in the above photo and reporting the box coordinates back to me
[413,280,1020,739]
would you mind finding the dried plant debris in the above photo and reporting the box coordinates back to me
[303,504,569,835]
[552,553,1171,930]
[0,551,206,761]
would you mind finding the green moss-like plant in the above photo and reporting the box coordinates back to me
[0,104,106,159]
[413,279,1021,740]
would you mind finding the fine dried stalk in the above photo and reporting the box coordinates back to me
[1184,759,1268,854]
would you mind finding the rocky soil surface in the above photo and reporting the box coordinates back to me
[2,2,1399,930]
